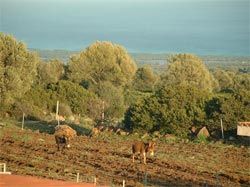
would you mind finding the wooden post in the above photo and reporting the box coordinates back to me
[220,119,224,139]
[0,163,11,174]
[101,101,104,125]
[3,163,6,173]
[123,180,125,187]
[76,173,79,183]
[144,168,148,186]
[216,171,219,187]
[22,112,25,130]
[56,101,59,126]
[94,176,97,186]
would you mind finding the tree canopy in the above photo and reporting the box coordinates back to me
[0,32,39,110]
[68,41,137,92]
[160,54,217,92]
[1,33,250,140]
[37,59,65,86]
[132,65,158,92]
[124,84,210,136]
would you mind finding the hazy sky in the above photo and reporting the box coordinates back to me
[1,0,249,55]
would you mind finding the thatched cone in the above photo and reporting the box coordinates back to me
[197,126,210,138]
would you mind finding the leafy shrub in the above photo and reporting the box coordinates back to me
[49,80,102,120]
[124,84,209,137]
[205,88,250,131]
[58,103,72,117]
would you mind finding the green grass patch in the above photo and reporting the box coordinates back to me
[193,135,209,144]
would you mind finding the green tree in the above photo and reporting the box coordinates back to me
[212,69,234,91]
[124,84,210,136]
[0,33,38,112]
[232,73,250,90]
[132,65,158,92]
[15,86,54,119]
[97,81,126,119]
[67,41,137,90]
[37,59,65,86]
[205,89,250,131]
[160,54,217,92]
[49,80,102,120]
[124,94,157,133]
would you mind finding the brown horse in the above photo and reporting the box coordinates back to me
[132,141,154,164]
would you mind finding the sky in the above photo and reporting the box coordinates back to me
[0,0,249,55]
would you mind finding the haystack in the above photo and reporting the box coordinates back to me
[54,125,77,137]
[197,126,210,138]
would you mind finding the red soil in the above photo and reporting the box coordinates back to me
[0,174,108,187]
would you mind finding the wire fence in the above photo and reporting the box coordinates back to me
[67,169,222,187]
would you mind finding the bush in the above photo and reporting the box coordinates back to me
[59,103,72,117]
[124,84,209,137]
[205,89,250,131]
[49,80,102,118]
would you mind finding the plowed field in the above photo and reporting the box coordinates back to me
[0,121,249,187]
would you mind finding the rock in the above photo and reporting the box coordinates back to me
[90,127,100,137]
[153,131,161,137]
[119,130,127,136]
[197,126,210,138]
[116,128,127,136]
[165,134,176,142]
[38,138,45,142]
[141,133,149,139]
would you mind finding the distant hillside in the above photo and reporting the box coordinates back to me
[31,49,250,73]
[131,53,250,73]
[30,48,80,62]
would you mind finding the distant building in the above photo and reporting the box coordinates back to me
[237,122,250,136]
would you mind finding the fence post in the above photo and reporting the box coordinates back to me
[0,163,11,174]
[220,119,224,139]
[22,112,25,130]
[56,100,59,125]
[144,168,147,187]
[76,173,79,183]
[216,171,219,187]
[123,180,125,187]
[94,176,97,186]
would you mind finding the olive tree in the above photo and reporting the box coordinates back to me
[68,41,137,91]
[37,59,65,86]
[132,65,158,92]
[0,33,38,112]
[160,54,217,92]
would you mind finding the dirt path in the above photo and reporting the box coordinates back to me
[0,174,108,187]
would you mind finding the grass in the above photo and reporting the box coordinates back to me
[31,156,44,163]
[47,168,60,178]
[193,135,210,144]
[10,132,33,142]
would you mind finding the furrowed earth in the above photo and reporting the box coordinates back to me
[0,121,249,187]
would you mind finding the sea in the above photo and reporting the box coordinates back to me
[0,0,249,56]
